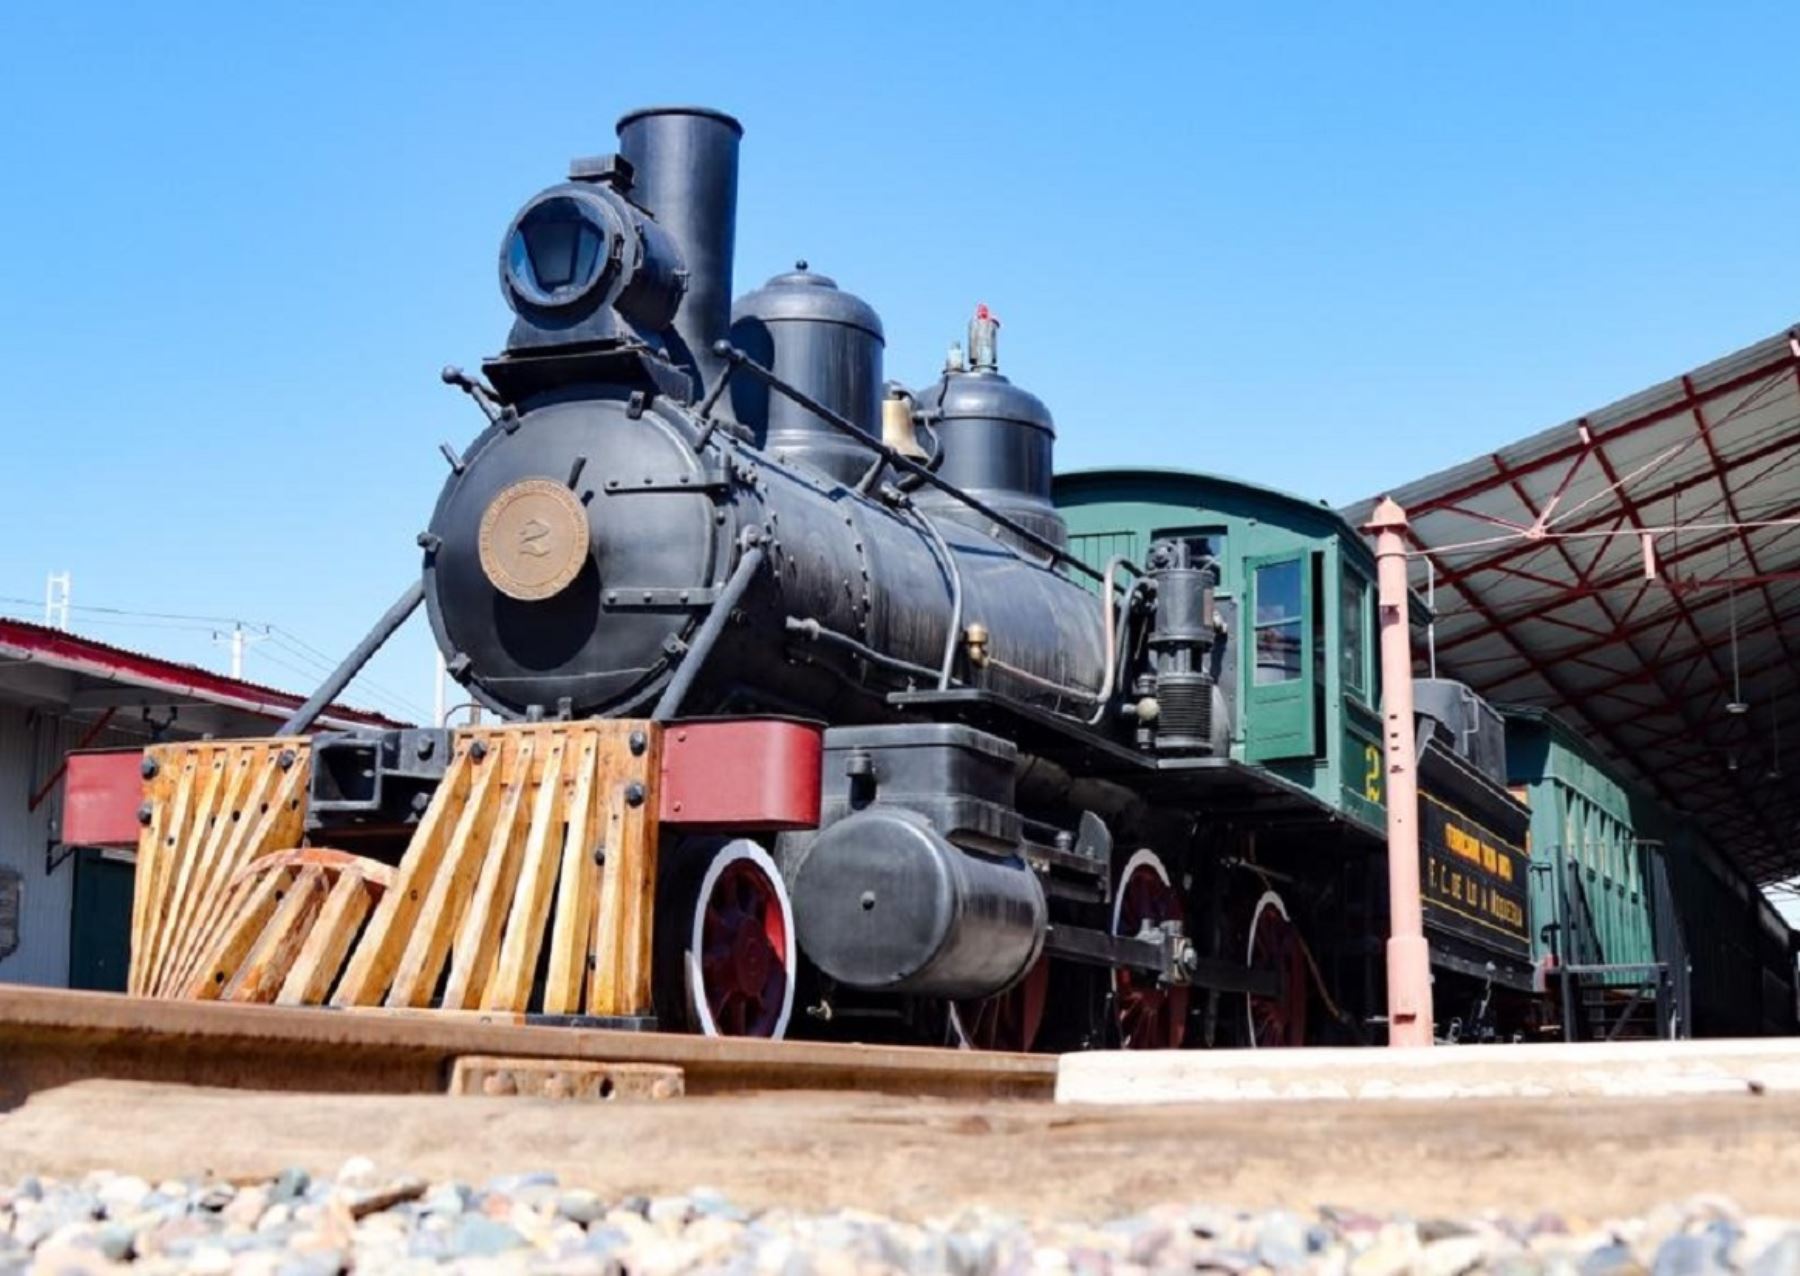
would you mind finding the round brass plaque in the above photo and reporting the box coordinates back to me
[477,479,591,602]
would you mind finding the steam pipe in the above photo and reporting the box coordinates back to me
[278,580,424,735]
[783,616,945,684]
[1086,557,1143,725]
[652,541,766,721]
[903,503,963,690]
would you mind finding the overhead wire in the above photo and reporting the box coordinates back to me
[0,595,246,627]
[0,592,431,723]
[259,627,430,722]
[248,644,428,725]
[1400,371,1800,563]
[1539,372,1794,534]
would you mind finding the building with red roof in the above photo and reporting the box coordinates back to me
[0,617,404,990]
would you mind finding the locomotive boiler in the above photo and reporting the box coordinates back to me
[426,109,1109,729]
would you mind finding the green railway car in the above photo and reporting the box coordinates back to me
[1502,708,1671,1038]
[1503,708,1660,975]
[1504,707,1798,1039]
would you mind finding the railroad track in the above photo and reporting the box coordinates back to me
[0,986,1054,1107]
[9,986,1800,1115]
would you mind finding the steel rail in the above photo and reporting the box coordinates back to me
[0,986,1055,1105]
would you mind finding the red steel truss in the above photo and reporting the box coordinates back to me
[1344,326,1800,884]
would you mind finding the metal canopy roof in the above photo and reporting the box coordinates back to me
[1344,325,1800,884]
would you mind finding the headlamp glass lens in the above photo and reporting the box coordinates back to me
[508,196,607,303]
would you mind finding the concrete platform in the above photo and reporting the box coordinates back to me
[1056,1037,1800,1104]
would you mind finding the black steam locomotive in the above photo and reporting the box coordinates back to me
[287,106,1554,1049]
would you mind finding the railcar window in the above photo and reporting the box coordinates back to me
[1342,570,1369,699]
[1253,560,1303,684]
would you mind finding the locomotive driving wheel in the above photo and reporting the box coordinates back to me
[1111,850,1190,1049]
[1245,888,1309,1048]
[658,839,797,1039]
[949,955,1051,1052]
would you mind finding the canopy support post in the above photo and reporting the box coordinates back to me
[1366,497,1434,1048]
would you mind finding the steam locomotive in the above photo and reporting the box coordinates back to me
[265,105,1738,1048]
[411,104,1225,1046]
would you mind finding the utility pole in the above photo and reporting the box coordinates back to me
[1365,496,1434,1047]
[213,622,269,680]
[434,648,448,727]
[43,572,71,630]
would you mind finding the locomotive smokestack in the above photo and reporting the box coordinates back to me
[615,106,743,397]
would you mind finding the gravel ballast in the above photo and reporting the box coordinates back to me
[5,1165,1799,1274]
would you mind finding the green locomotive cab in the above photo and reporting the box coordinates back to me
[1056,468,1389,832]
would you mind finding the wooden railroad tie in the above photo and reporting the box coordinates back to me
[447,1055,685,1101]
[128,721,664,1020]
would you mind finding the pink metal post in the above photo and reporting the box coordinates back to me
[1365,497,1435,1047]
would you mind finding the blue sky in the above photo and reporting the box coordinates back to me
[2,2,1796,720]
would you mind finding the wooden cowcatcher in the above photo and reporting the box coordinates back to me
[124,720,664,1020]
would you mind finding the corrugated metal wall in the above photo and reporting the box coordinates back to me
[0,704,145,987]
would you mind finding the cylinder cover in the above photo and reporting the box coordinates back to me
[787,807,1047,999]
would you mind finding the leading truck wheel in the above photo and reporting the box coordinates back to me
[657,839,796,1039]
[1111,850,1190,1049]
[1245,889,1309,1048]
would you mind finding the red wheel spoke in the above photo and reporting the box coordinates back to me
[1113,854,1188,1050]
[955,955,1049,1052]
[1246,893,1308,1048]
[757,964,784,1012]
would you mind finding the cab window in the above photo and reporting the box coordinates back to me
[1342,569,1369,700]
[1253,559,1303,685]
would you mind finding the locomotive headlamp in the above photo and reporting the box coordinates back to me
[501,191,618,312]
[497,181,687,339]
